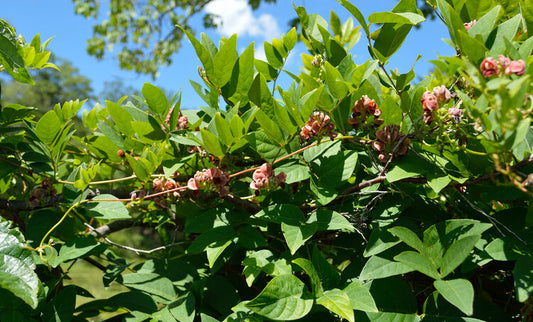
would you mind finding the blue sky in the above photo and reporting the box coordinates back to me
[2,0,454,110]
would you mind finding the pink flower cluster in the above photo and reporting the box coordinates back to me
[165,106,188,131]
[480,55,525,78]
[421,85,451,124]
[300,111,337,141]
[348,95,384,130]
[447,107,463,123]
[250,163,287,194]
[29,178,57,208]
[187,167,230,197]
[152,177,180,208]
[372,124,410,163]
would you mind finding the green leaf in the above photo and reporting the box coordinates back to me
[125,154,150,181]
[434,279,474,315]
[131,119,167,143]
[426,172,452,194]
[372,23,413,61]
[245,274,313,321]
[228,42,254,105]
[0,22,34,84]
[468,5,501,42]
[344,280,378,312]
[107,100,135,136]
[514,255,533,302]
[336,0,370,37]
[364,228,401,257]
[360,312,420,321]
[307,209,354,232]
[206,240,232,268]
[489,14,521,55]
[122,273,177,302]
[214,113,233,147]
[281,220,316,255]
[167,292,196,322]
[394,251,441,280]
[187,226,235,254]
[247,131,283,163]
[324,61,348,100]
[142,83,168,115]
[249,74,276,117]
[359,255,413,280]
[179,26,214,76]
[386,154,428,183]
[368,12,425,25]
[292,258,324,297]
[35,110,61,145]
[264,41,284,69]
[524,0,533,38]
[298,87,323,120]
[200,128,225,157]
[254,109,284,144]
[212,34,238,88]
[388,226,425,253]
[351,59,379,87]
[284,27,298,51]
[310,176,337,206]
[436,0,464,46]
[75,291,158,315]
[84,194,131,220]
[42,285,76,322]
[0,221,38,309]
[316,289,354,322]
[55,237,107,264]
[457,30,487,63]
[440,235,480,278]
[484,237,522,261]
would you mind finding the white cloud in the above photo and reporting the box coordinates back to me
[205,0,281,41]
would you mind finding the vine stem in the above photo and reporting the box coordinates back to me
[83,221,189,255]
[39,199,89,249]
[229,135,360,178]
[58,174,166,185]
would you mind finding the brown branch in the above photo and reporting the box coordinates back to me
[224,194,261,214]
[83,257,106,271]
[84,222,189,255]
[87,219,136,237]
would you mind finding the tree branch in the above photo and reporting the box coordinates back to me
[84,222,189,255]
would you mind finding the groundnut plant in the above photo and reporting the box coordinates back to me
[1,0,533,320]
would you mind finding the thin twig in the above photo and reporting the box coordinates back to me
[84,222,189,255]
[460,194,528,246]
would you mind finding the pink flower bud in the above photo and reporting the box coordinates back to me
[498,55,511,68]
[447,108,463,117]
[250,163,286,192]
[372,124,409,162]
[187,177,200,190]
[504,59,525,76]
[164,178,177,191]
[480,57,499,77]
[421,91,439,112]
[300,111,336,141]
[433,85,451,104]
[152,178,164,192]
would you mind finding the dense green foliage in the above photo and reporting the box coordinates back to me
[1,0,533,321]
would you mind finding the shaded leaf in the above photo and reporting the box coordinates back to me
[245,274,313,320]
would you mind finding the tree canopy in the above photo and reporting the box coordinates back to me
[72,0,277,78]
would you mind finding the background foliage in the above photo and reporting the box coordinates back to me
[1,0,533,321]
